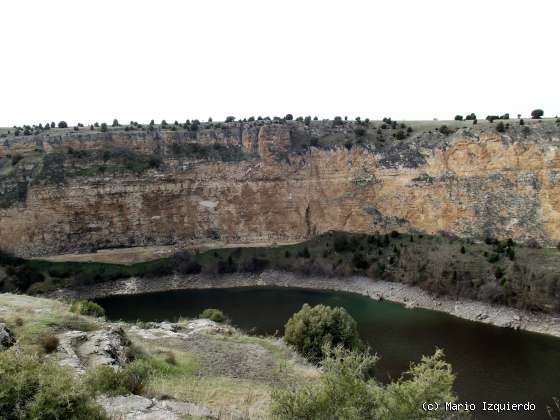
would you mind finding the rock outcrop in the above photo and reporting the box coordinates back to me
[2,120,560,256]
[96,395,218,420]
[56,326,129,374]
[0,322,15,350]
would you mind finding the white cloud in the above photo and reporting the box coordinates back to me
[0,0,558,126]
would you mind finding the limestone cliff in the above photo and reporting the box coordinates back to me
[1,119,560,256]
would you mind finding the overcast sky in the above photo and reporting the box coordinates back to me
[1,0,558,126]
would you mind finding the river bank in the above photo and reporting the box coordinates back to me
[50,270,560,338]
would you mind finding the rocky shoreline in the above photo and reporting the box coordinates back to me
[51,270,560,339]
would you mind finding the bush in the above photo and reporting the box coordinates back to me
[85,360,152,396]
[531,109,544,119]
[241,257,269,273]
[14,266,44,291]
[0,350,107,419]
[334,235,350,253]
[354,127,366,137]
[454,115,463,121]
[271,346,455,420]
[299,247,311,258]
[352,253,370,270]
[100,122,108,132]
[496,121,506,132]
[394,130,406,140]
[506,247,515,260]
[199,308,226,323]
[284,304,362,362]
[171,251,202,274]
[58,121,68,128]
[70,300,105,318]
[39,334,60,353]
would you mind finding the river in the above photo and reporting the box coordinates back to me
[96,287,560,419]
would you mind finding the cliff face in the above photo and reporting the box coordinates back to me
[1,120,560,256]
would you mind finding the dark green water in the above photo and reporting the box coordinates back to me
[96,287,560,419]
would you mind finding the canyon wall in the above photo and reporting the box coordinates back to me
[1,121,560,256]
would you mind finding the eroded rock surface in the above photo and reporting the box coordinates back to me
[56,326,129,374]
[96,395,217,420]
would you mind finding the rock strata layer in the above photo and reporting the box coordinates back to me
[2,122,560,256]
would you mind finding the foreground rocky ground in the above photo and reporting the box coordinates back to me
[0,293,316,419]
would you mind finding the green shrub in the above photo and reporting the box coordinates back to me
[171,251,202,274]
[284,304,362,362]
[14,266,44,291]
[240,257,269,273]
[496,121,506,132]
[352,253,370,270]
[495,266,505,279]
[0,350,107,419]
[271,346,456,420]
[531,109,544,119]
[71,300,105,318]
[394,130,406,140]
[354,127,366,137]
[334,235,350,253]
[506,247,515,260]
[199,308,225,323]
[299,247,311,258]
[85,359,152,396]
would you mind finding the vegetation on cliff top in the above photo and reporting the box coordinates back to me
[2,117,559,209]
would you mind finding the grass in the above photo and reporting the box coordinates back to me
[0,293,99,350]
[148,374,272,418]
[125,315,318,418]
[0,292,315,417]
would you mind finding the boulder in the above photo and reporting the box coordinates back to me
[0,323,16,350]
[56,326,130,373]
[79,326,129,368]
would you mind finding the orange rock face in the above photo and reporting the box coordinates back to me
[1,123,560,256]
